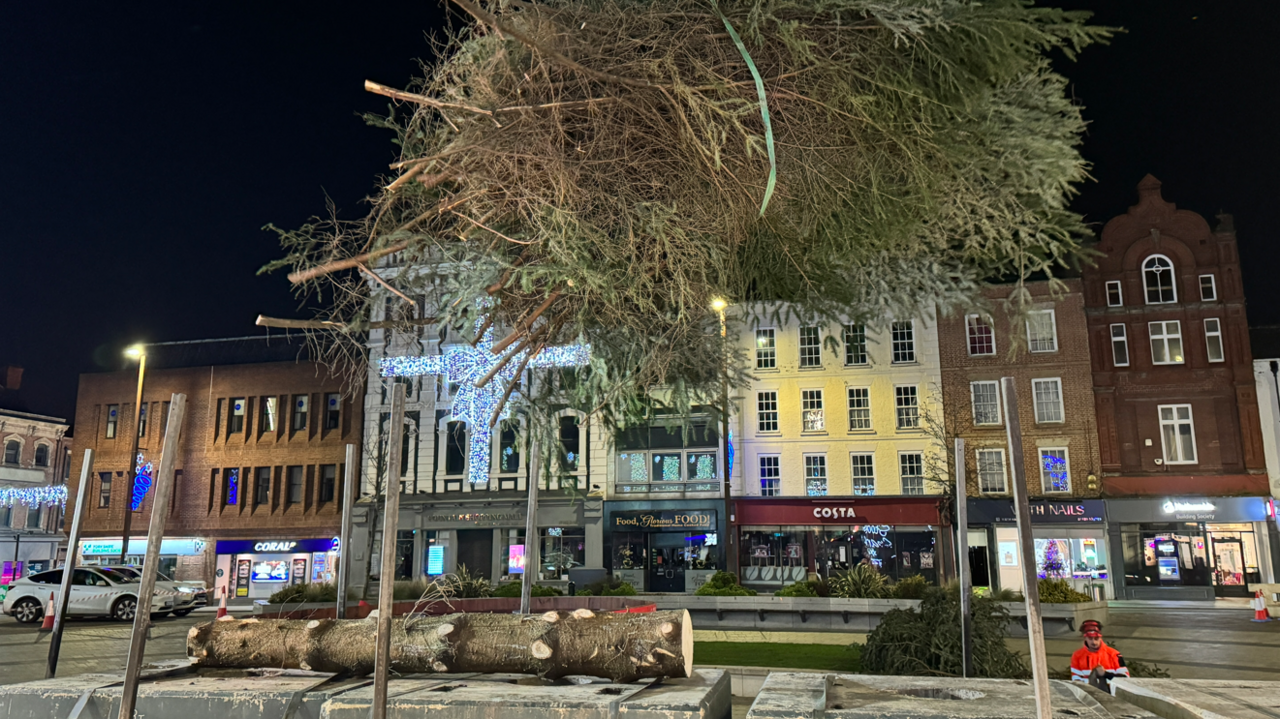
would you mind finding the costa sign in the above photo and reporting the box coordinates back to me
[813,506,857,519]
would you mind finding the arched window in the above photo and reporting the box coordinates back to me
[34,444,49,467]
[1143,255,1177,304]
[4,440,19,465]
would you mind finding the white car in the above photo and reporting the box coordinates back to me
[97,565,207,617]
[2,566,173,623]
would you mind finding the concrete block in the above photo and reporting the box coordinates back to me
[745,672,1159,718]
[1113,678,1280,719]
[0,667,730,719]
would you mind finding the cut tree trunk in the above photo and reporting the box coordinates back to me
[187,609,693,683]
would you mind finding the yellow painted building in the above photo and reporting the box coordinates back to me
[735,307,946,499]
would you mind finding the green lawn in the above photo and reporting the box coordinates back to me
[694,641,862,672]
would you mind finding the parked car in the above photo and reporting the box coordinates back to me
[2,567,173,623]
[96,565,207,616]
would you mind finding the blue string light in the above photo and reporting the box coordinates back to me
[130,453,153,511]
[227,468,239,505]
[0,485,68,508]
[381,318,590,483]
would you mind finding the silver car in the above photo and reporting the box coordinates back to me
[97,565,205,617]
[3,566,173,623]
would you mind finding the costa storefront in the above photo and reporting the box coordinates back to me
[734,496,943,590]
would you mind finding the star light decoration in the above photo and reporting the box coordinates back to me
[130,453,154,511]
[380,319,591,484]
[0,485,68,508]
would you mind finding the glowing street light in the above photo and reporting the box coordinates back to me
[119,343,148,564]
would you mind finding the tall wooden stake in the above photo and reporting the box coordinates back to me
[1001,377,1051,719]
[119,352,147,565]
[520,440,541,615]
[117,393,186,719]
[954,438,972,679]
[337,443,357,619]
[46,448,94,678]
[371,383,406,719]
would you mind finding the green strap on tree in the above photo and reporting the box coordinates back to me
[712,0,776,217]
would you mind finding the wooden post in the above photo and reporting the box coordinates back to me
[1001,377,1051,719]
[371,383,406,719]
[46,448,94,678]
[119,352,147,565]
[337,443,357,619]
[117,393,185,719]
[954,438,972,679]
[520,440,541,615]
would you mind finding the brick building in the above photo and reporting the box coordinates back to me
[1083,175,1274,599]
[1,365,73,582]
[67,336,362,599]
[938,280,1107,596]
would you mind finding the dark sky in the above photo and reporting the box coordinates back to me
[2,1,1277,424]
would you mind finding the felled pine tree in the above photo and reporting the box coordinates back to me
[269,0,1113,431]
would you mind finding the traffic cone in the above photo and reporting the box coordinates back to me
[215,586,230,620]
[39,592,56,631]
[1252,590,1271,623]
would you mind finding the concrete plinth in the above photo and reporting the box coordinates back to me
[0,665,730,719]
[745,673,1158,718]
[1113,678,1280,719]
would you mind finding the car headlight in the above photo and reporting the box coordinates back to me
[178,587,194,593]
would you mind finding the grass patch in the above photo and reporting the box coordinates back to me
[695,642,861,672]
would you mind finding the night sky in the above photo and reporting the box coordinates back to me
[3,1,1277,424]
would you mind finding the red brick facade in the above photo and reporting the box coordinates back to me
[938,279,1103,498]
[1083,175,1267,496]
[67,357,363,582]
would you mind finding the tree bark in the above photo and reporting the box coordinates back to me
[187,609,693,683]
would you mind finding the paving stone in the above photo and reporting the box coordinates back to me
[1113,678,1280,719]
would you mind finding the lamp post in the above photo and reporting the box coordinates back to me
[711,298,736,576]
[119,344,147,565]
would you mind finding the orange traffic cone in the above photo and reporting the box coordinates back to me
[38,592,56,631]
[215,586,230,621]
[1252,590,1271,623]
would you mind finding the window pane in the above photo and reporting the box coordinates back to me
[1040,450,1069,492]
[687,452,716,480]
[799,327,821,367]
[1177,424,1196,462]
[844,324,868,365]
[971,382,1000,425]
[847,388,871,430]
[1110,324,1129,366]
[759,456,780,497]
[1028,312,1058,352]
[1106,281,1123,307]
[1161,424,1179,462]
[229,398,245,433]
[1144,256,1176,304]
[1205,318,1224,362]
[805,455,827,496]
[653,453,681,482]
[899,453,924,495]
[895,386,919,429]
[757,391,779,432]
[851,454,874,495]
[802,390,824,432]
[967,316,995,355]
[1199,275,1216,301]
[755,329,776,370]
[977,450,1006,493]
[1033,380,1063,423]
[261,397,278,432]
[891,322,915,363]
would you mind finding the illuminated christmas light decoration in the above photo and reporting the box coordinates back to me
[227,468,239,505]
[381,319,590,483]
[861,524,892,568]
[0,485,68,508]
[727,430,734,477]
[130,453,154,511]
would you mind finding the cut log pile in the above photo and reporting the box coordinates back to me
[187,608,692,683]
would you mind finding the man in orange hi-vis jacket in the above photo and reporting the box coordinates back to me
[1070,619,1130,691]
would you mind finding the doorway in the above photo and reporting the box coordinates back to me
[649,533,686,592]
[456,529,494,580]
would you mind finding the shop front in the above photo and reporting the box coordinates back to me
[1107,496,1276,600]
[604,500,724,593]
[79,536,208,582]
[214,537,339,600]
[386,497,601,589]
[734,496,942,591]
[966,499,1109,599]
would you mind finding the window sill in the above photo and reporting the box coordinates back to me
[843,363,870,369]
[1162,461,1198,466]
[890,360,919,366]
[895,426,925,433]
[797,365,824,371]
[973,422,1003,429]
[755,367,779,373]
[847,429,876,436]
[1029,349,1059,354]
[800,431,829,437]
[1034,420,1066,426]
[755,431,782,437]
[1151,362,1185,366]
[968,352,997,358]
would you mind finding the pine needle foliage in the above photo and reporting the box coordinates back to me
[268,0,1111,431]
[862,586,1029,678]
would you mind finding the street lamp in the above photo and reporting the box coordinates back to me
[710,299,736,576]
[119,344,147,564]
